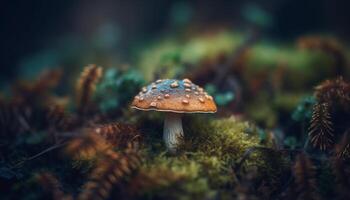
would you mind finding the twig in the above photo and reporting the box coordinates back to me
[10,141,68,169]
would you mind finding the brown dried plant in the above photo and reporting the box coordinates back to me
[309,77,350,151]
[297,36,347,75]
[77,147,141,200]
[47,104,78,132]
[13,69,63,104]
[334,129,350,159]
[1,69,67,135]
[297,36,343,53]
[331,136,350,199]
[64,132,111,160]
[0,101,21,135]
[36,172,73,200]
[76,64,103,115]
[314,77,350,109]
[92,122,142,149]
[292,153,320,200]
[309,103,334,150]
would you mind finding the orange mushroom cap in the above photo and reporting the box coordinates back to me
[131,79,217,113]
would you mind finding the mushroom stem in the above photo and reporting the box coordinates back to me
[163,113,184,153]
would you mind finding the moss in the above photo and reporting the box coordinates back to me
[135,153,217,200]
[136,31,243,81]
[246,103,278,128]
[131,116,286,199]
[184,116,261,161]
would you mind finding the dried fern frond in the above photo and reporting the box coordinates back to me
[297,36,347,75]
[309,102,334,150]
[331,148,350,199]
[0,101,30,135]
[77,148,141,200]
[0,102,16,135]
[13,69,63,100]
[293,153,320,200]
[92,122,141,149]
[65,132,110,159]
[76,64,103,114]
[34,69,63,93]
[335,129,350,159]
[332,155,350,186]
[297,36,343,52]
[36,172,73,200]
[47,104,78,132]
[314,77,350,108]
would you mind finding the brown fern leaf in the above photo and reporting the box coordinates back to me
[36,172,73,200]
[314,77,350,109]
[65,132,110,159]
[34,69,63,93]
[335,129,350,159]
[297,36,342,52]
[309,102,334,150]
[332,154,350,186]
[78,148,141,200]
[297,36,346,75]
[92,122,142,149]
[47,104,78,132]
[76,64,103,115]
[293,153,320,200]
[0,101,30,136]
[331,148,350,199]
[13,69,63,102]
[0,101,16,135]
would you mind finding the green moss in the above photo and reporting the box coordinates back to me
[133,116,287,199]
[136,31,243,81]
[184,116,261,160]
[135,153,216,200]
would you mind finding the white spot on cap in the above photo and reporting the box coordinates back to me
[152,84,157,89]
[182,99,189,104]
[198,87,204,92]
[205,95,213,100]
[185,94,190,98]
[170,81,179,88]
[142,87,147,93]
[150,102,157,107]
[157,96,162,100]
[95,128,101,134]
[139,97,144,102]
[185,88,191,92]
[156,79,162,84]
[183,78,192,83]
[194,92,199,95]
[164,94,170,98]
[199,97,205,103]
[184,83,191,88]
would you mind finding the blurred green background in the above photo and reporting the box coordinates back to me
[1,0,349,83]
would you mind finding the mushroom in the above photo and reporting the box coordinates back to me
[131,79,217,153]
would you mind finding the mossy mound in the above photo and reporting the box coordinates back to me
[132,116,288,199]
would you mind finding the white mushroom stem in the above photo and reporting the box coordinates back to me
[163,113,184,153]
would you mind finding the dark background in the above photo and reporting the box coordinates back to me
[1,0,349,83]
